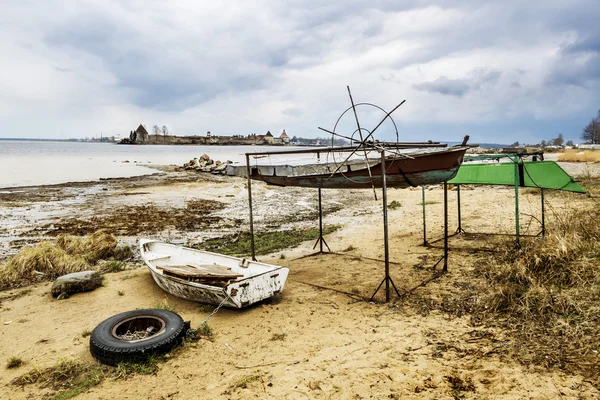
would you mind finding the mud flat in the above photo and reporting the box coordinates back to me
[1,162,599,399]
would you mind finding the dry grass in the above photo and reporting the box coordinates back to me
[12,356,165,399]
[0,230,132,289]
[404,202,600,383]
[457,207,600,379]
[12,359,107,399]
[558,150,600,163]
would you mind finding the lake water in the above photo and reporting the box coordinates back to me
[0,140,305,189]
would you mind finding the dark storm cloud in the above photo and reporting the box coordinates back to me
[44,8,284,111]
[545,4,600,88]
[413,77,471,96]
[547,34,600,87]
[413,70,501,97]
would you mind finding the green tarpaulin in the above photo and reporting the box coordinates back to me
[449,161,586,193]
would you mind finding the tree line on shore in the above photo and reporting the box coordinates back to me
[511,108,600,148]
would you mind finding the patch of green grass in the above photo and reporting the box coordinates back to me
[388,200,402,209]
[12,352,178,399]
[6,356,23,369]
[197,226,340,256]
[102,260,126,273]
[55,387,83,400]
[12,359,106,399]
[196,324,213,340]
[114,355,161,379]
[81,329,91,338]
[269,333,286,341]
[230,373,263,390]
[154,298,177,311]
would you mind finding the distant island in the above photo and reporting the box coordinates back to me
[119,124,345,146]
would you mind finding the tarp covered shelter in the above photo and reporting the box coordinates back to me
[422,154,587,246]
[449,159,586,193]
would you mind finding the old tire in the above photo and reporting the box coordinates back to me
[90,309,186,366]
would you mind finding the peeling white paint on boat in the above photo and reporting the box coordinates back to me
[139,239,289,308]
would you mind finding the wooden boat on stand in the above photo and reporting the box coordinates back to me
[234,86,472,303]
[244,146,468,189]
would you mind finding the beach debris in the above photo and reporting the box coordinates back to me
[182,155,234,175]
[51,271,102,298]
[89,309,186,366]
[3,320,12,325]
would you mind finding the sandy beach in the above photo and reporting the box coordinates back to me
[1,160,599,399]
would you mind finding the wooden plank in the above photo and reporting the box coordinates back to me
[157,264,243,279]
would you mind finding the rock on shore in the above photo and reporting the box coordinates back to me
[51,271,103,298]
[182,154,233,175]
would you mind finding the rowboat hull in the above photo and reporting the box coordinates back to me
[250,147,467,189]
[140,240,289,308]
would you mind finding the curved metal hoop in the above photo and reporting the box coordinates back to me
[330,102,399,147]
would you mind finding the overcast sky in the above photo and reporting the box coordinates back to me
[1,0,599,144]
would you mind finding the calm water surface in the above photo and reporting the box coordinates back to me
[0,141,304,189]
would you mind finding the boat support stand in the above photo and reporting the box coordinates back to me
[370,151,403,302]
[313,187,331,253]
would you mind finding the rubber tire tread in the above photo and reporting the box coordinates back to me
[89,308,186,366]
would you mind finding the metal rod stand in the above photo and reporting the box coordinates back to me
[313,187,331,253]
[422,185,428,245]
[369,150,400,302]
[245,154,257,261]
[540,188,546,237]
[514,157,521,247]
[455,184,465,234]
[443,182,449,272]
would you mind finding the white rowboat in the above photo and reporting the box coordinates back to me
[140,239,289,308]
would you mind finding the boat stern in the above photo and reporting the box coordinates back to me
[227,267,290,308]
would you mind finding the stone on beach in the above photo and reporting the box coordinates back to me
[51,271,102,298]
[181,154,228,174]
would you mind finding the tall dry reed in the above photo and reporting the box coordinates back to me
[558,150,600,163]
[474,207,600,373]
[0,230,132,288]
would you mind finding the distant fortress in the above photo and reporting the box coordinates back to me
[120,124,290,146]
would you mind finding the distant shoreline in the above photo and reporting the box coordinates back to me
[1,137,512,148]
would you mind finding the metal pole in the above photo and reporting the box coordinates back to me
[422,185,427,245]
[381,151,390,302]
[245,154,257,261]
[317,151,323,252]
[514,157,520,246]
[318,188,323,252]
[443,182,448,272]
[541,188,546,237]
[457,185,462,234]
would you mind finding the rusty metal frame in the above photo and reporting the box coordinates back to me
[245,146,452,303]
